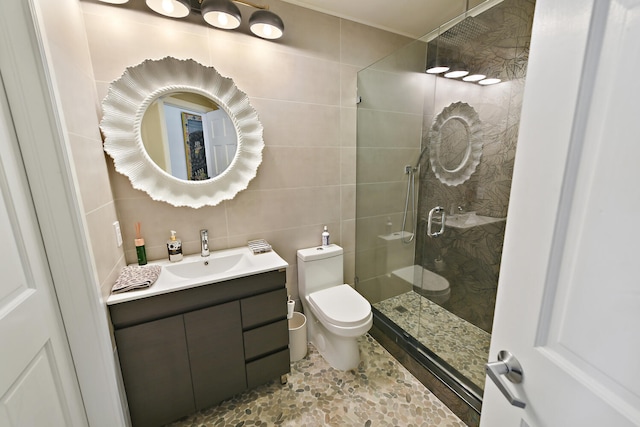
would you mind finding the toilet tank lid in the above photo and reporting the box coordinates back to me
[297,244,343,261]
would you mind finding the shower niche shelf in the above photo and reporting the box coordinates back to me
[445,213,505,230]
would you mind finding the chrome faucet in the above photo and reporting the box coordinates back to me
[200,229,210,257]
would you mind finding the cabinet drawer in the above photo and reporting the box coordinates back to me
[241,288,287,329]
[243,319,288,360]
[245,348,290,389]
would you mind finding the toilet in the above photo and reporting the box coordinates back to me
[392,265,451,304]
[297,244,372,371]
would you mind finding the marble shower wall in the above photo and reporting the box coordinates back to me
[417,0,536,333]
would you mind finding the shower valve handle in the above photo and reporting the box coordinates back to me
[426,206,445,238]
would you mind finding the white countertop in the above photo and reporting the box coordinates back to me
[107,246,288,305]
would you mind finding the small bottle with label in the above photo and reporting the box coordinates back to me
[167,230,183,262]
[134,222,147,265]
[322,226,330,246]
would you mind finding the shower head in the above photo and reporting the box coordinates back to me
[437,16,490,48]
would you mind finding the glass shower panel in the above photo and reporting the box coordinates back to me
[356,0,535,410]
[354,37,428,330]
[415,0,535,393]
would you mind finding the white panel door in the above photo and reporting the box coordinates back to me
[481,0,640,425]
[0,75,86,426]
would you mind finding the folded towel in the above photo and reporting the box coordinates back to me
[247,239,272,254]
[111,265,162,294]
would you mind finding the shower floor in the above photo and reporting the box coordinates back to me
[373,290,491,391]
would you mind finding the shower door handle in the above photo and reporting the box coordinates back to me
[426,206,445,238]
[485,350,526,408]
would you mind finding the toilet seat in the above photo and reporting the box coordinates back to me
[307,284,371,328]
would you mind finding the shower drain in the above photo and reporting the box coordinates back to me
[394,305,408,313]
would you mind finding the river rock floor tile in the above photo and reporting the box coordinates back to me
[373,291,490,391]
[167,334,466,426]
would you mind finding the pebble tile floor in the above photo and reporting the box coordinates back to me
[167,334,466,426]
[374,291,490,391]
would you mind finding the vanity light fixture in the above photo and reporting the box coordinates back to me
[146,0,190,18]
[101,0,285,39]
[463,73,486,82]
[201,0,242,29]
[479,78,501,85]
[443,62,469,79]
[200,0,285,39]
[426,58,450,74]
[249,9,285,39]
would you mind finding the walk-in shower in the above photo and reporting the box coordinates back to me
[354,0,535,424]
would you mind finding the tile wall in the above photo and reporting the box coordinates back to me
[75,0,412,301]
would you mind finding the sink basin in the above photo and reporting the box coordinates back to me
[446,212,506,229]
[107,246,288,305]
[165,253,249,279]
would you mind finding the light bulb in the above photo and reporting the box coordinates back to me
[463,74,486,82]
[161,0,174,13]
[479,78,501,85]
[218,13,228,26]
[426,66,450,74]
[444,70,469,79]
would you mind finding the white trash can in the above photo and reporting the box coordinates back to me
[288,312,307,362]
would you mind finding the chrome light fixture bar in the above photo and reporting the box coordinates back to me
[98,0,284,40]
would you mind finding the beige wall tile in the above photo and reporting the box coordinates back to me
[208,39,341,105]
[357,109,423,148]
[250,99,340,148]
[226,187,340,235]
[340,147,356,185]
[356,147,420,184]
[356,181,407,218]
[340,63,359,107]
[81,0,409,293]
[340,107,357,147]
[250,146,341,190]
[340,19,413,68]
[83,13,210,84]
[341,184,356,220]
[68,133,115,213]
[85,202,124,284]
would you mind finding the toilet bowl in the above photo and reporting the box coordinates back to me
[392,265,451,303]
[297,245,372,371]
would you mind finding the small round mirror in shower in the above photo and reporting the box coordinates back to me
[428,101,483,186]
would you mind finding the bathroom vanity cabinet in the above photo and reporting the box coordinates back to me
[108,270,289,427]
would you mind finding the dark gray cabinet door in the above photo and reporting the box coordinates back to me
[184,300,247,410]
[115,315,195,427]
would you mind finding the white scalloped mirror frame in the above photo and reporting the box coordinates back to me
[100,57,264,208]
[428,101,483,186]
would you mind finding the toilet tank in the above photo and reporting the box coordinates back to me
[297,244,344,296]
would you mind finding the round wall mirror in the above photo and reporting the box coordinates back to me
[428,102,483,186]
[100,57,264,208]
[141,92,237,181]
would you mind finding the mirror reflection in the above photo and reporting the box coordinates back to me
[439,118,469,172]
[141,92,238,181]
[428,101,483,186]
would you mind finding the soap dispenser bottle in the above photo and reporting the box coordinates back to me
[167,230,183,262]
[134,222,147,265]
[322,226,330,246]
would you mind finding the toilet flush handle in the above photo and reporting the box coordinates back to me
[427,206,445,238]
